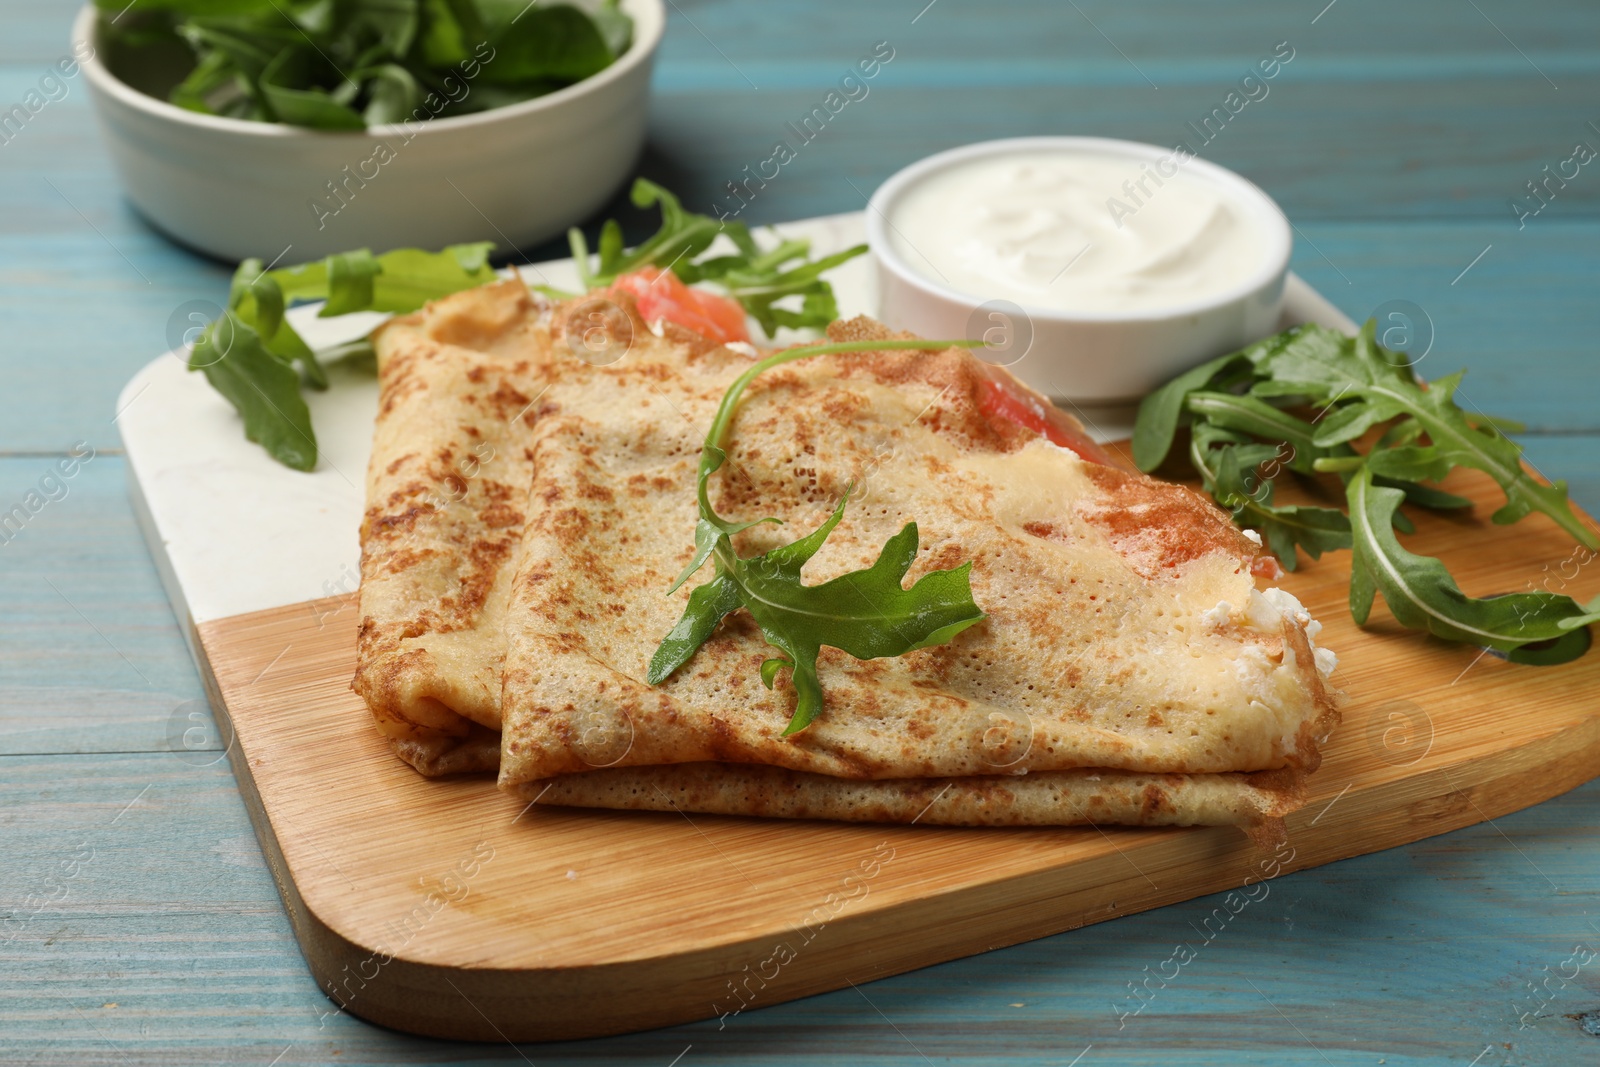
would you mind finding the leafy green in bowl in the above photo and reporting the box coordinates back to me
[97,0,632,129]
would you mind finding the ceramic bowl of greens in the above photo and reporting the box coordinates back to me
[73,0,663,262]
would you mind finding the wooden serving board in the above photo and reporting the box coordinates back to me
[191,460,1600,1043]
[121,215,1600,1041]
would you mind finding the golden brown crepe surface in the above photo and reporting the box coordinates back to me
[497,312,1341,822]
[349,282,1342,834]
[352,280,554,775]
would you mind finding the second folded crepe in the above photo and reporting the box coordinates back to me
[495,307,1340,836]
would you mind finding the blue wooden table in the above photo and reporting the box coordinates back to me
[4,1,1599,1063]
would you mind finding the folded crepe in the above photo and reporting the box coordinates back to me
[530,763,1310,834]
[351,282,726,775]
[495,307,1341,838]
[352,280,554,776]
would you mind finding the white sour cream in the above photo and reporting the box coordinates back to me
[886,150,1271,314]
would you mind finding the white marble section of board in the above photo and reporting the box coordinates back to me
[118,210,1352,652]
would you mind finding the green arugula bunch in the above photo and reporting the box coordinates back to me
[97,0,631,129]
[1134,321,1600,664]
[647,339,988,734]
[562,180,869,337]
[191,242,498,470]
[189,181,869,470]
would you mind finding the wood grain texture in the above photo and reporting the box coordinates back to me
[0,456,207,737]
[5,754,1600,1064]
[186,457,1600,1042]
[6,0,1600,1060]
[7,1,1600,450]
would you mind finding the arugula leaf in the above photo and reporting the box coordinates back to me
[571,180,729,290]
[260,47,366,129]
[1184,391,1334,475]
[738,490,983,734]
[665,499,779,595]
[189,242,498,470]
[230,257,326,389]
[715,245,868,338]
[1188,422,1351,570]
[648,572,744,683]
[320,250,382,315]
[228,257,284,337]
[190,176,876,469]
[1344,371,1593,547]
[482,5,615,84]
[1348,468,1599,662]
[1132,350,1252,472]
[97,0,630,129]
[350,0,420,55]
[1134,317,1600,662]
[191,311,318,471]
[1277,324,1597,549]
[360,63,423,124]
[1371,474,1472,512]
[648,339,988,734]
[569,179,869,338]
[418,0,472,64]
[270,242,496,313]
[107,0,280,13]
[169,49,240,114]
[1131,325,1329,472]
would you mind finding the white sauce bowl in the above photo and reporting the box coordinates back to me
[72,0,663,263]
[868,137,1292,401]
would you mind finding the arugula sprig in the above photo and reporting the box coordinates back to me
[190,181,869,470]
[565,179,869,337]
[97,0,631,129]
[647,339,988,734]
[190,242,497,470]
[1186,421,1354,568]
[1134,320,1600,663]
[1348,468,1600,664]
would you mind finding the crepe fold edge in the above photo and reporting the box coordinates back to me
[509,761,1308,841]
[387,726,502,777]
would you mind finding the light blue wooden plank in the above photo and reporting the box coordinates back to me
[0,456,206,756]
[5,0,1600,1061]
[13,0,1599,70]
[1523,435,1600,519]
[7,2,1600,230]
[652,51,1600,93]
[648,0,1600,79]
[18,63,1596,226]
[0,0,80,64]
[632,0,1600,222]
[1287,221,1600,434]
[3,750,1599,1064]
[639,73,1600,223]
